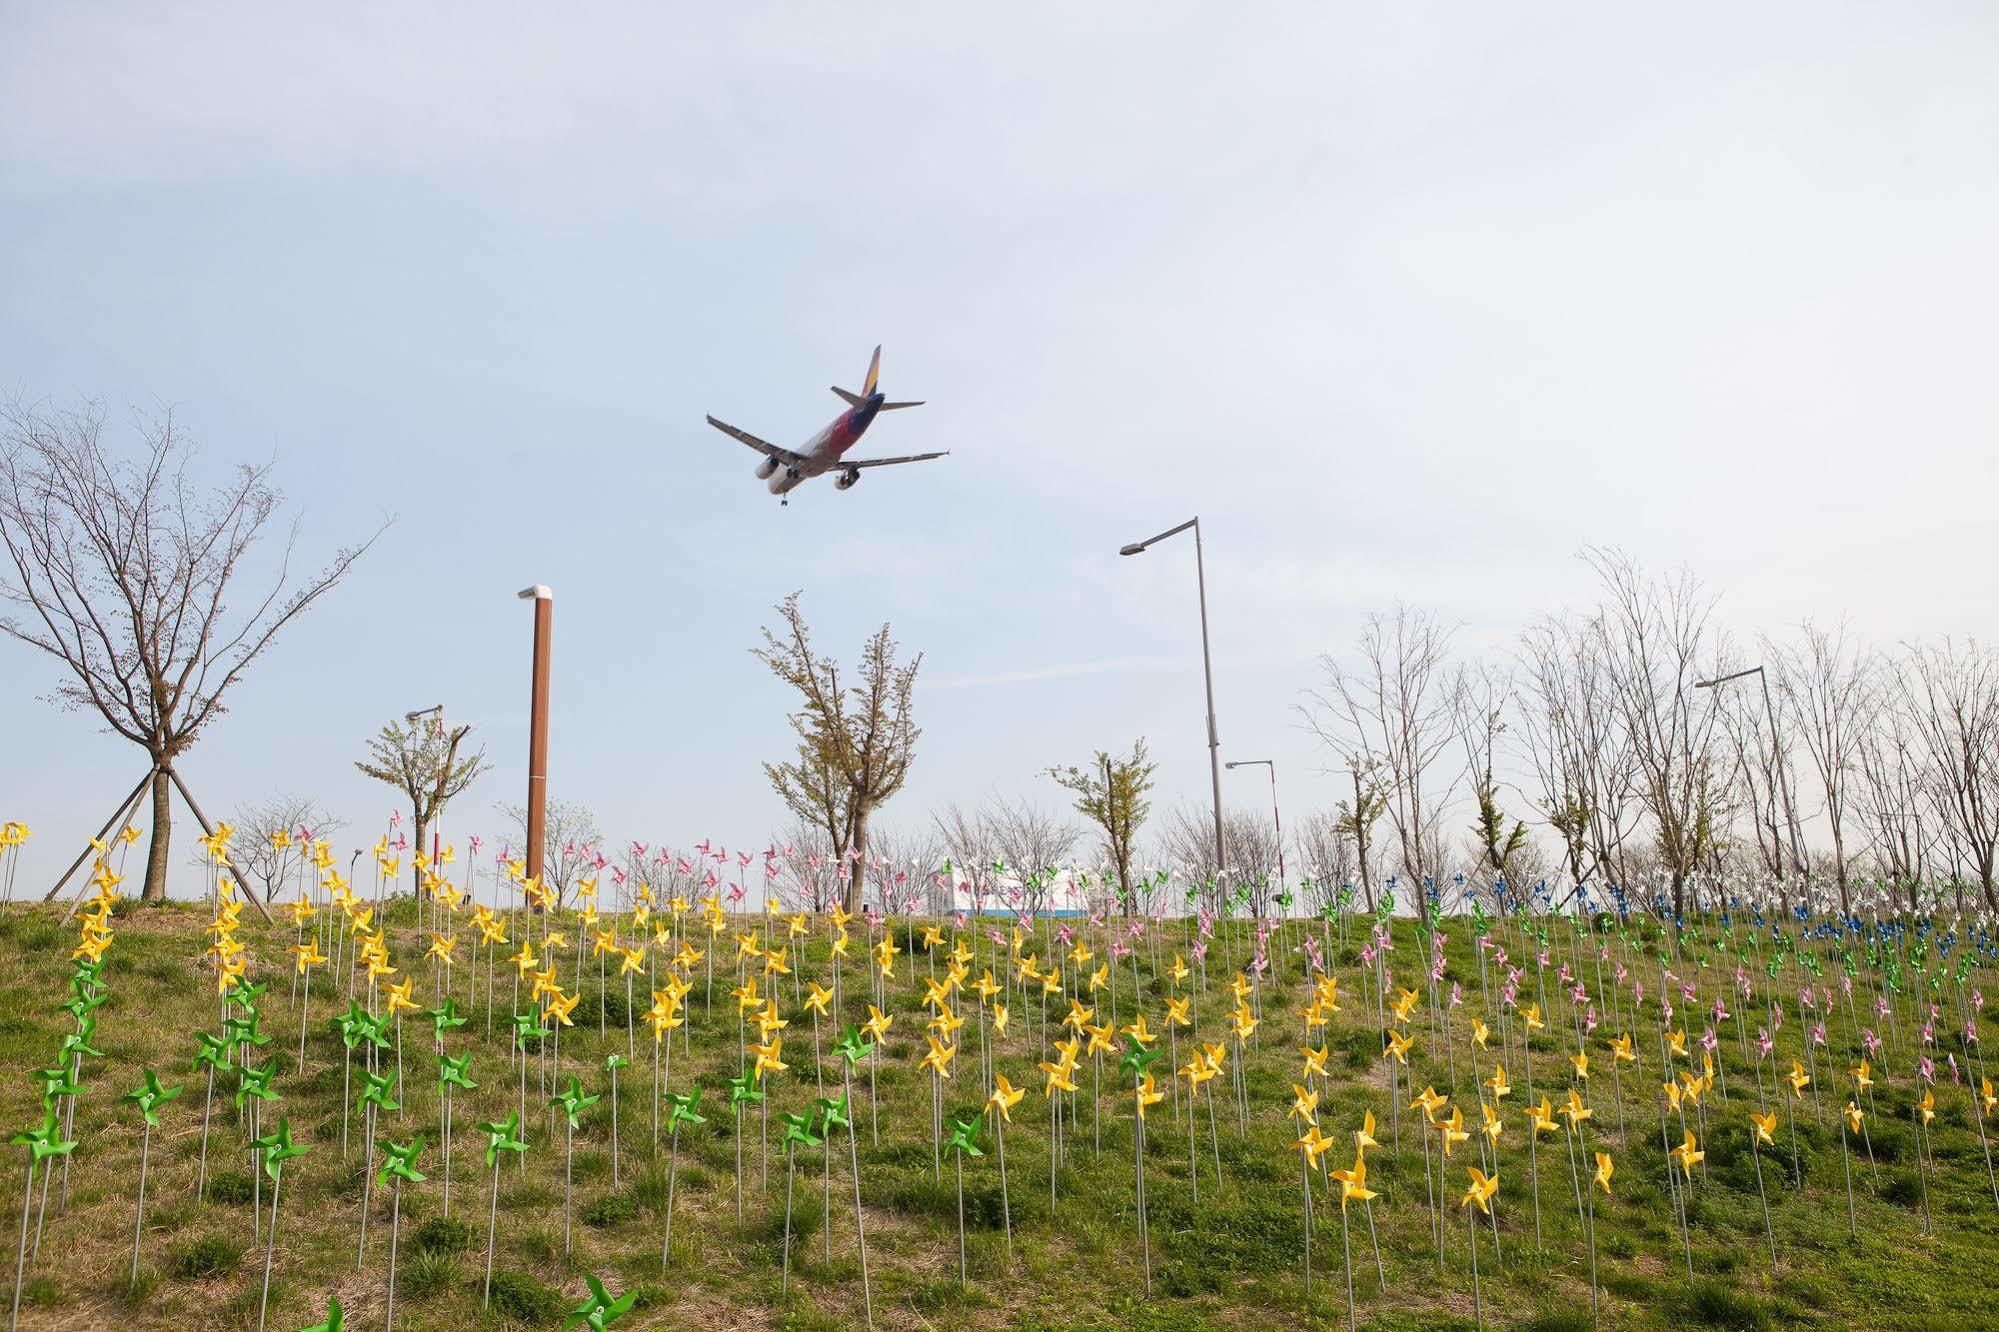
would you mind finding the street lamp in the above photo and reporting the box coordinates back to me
[1224,758,1286,895]
[1119,517,1225,885]
[404,703,444,732]
[1696,664,1805,883]
[518,586,553,887]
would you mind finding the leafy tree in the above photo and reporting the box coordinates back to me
[754,593,922,913]
[1049,739,1156,915]
[356,717,488,893]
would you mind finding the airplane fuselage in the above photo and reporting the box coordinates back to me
[763,397,882,494]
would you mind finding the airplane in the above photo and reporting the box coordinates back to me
[705,345,946,504]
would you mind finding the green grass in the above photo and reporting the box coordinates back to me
[0,898,1994,1329]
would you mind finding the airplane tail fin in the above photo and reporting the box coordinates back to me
[832,345,923,409]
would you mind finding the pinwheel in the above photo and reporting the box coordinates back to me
[1748,1108,1779,1260]
[987,1073,1024,1255]
[354,1066,401,1270]
[250,1116,309,1332]
[1327,1148,1378,1332]
[189,1027,235,1200]
[1459,1167,1499,1331]
[1586,1150,1613,1325]
[120,1069,181,1289]
[1668,1128,1703,1273]
[550,1074,601,1257]
[1120,1035,1164,1293]
[777,1108,824,1295]
[660,1085,705,1268]
[9,1109,72,1332]
[724,1068,763,1227]
[563,1272,639,1331]
[946,1114,984,1284]
[475,1111,530,1308]
[376,1137,425,1332]
[831,1025,877,1327]
[328,1000,369,1159]
[919,1034,957,1178]
[435,1052,477,1217]
[604,1052,629,1186]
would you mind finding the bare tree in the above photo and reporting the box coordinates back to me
[755,593,922,913]
[1516,613,1640,894]
[357,716,490,893]
[1294,807,1357,916]
[499,799,600,909]
[1582,549,1730,916]
[1050,739,1157,915]
[1769,623,1878,913]
[986,797,1077,916]
[932,801,1005,921]
[865,824,945,915]
[1904,638,1999,909]
[1857,675,1930,912]
[228,794,344,901]
[1302,606,1463,885]
[0,401,384,903]
[1457,663,1529,901]
[1156,804,1283,916]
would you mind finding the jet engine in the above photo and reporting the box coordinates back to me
[755,456,780,480]
[836,468,861,491]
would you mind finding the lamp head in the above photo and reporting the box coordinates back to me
[1119,543,1145,557]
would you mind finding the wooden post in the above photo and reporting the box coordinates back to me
[519,586,554,886]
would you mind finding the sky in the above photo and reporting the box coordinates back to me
[2,3,1995,900]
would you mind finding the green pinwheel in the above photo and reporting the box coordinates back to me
[476,1112,530,1310]
[947,1116,984,1159]
[429,997,468,1042]
[563,1272,639,1331]
[31,1065,82,1113]
[947,1116,984,1283]
[10,1110,75,1329]
[1117,1034,1163,1083]
[359,1067,399,1114]
[435,1052,477,1220]
[250,1116,310,1332]
[330,1001,368,1161]
[377,1137,426,1332]
[57,986,105,1024]
[123,1068,183,1128]
[58,1013,105,1063]
[724,1067,763,1227]
[227,975,272,1009]
[9,1109,74,1166]
[510,1008,548,1051]
[815,1091,853,1135]
[299,1296,344,1332]
[812,1092,854,1268]
[776,1109,823,1294]
[550,1075,600,1256]
[190,1028,235,1201]
[122,1070,182,1290]
[377,1136,427,1189]
[224,1007,274,1051]
[236,1056,281,1112]
[659,1085,706,1268]
[332,1001,370,1050]
[438,1051,478,1093]
[666,1086,707,1132]
[833,1024,875,1068]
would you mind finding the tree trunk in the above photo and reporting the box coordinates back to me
[142,768,172,901]
[847,809,870,915]
[413,814,429,898]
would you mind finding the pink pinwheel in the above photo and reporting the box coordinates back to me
[739,851,753,869]
[1191,940,1209,963]
[1921,1022,1936,1046]
[1663,996,1675,1025]
[1756,1028,1774,1059]
[677,857,694,877]
[1949,1053,1963,1084]
[1493,947,1508,969]
[631,842,648,860]
[1430,959,1446,983]
[1248,950,1267,977]
[611,867,628,888]
[1501,981,1517,1007]
[1507,965,1524,986]
[1811,1023,1828,1048]
[1682,982,1697,1004]
[1863,1028,1883,1056]
[1537,949,1550,968]
[695,840,711,857]
[953,912,968,931]
[1976,989,1986,1013]
[1113,940,1133,962]
[1877,995,1891,1018]
[1056,924,1076,946]
[1573,983,1590,1006]
[1712,997,1730,1022]
[1449,982,1464,1009]
[1584,1006,1599,1035]
[1965,1021,1980,1046]
[1360,943,1377,966]
[726,885,746,906]
[391,810,404,827]
[469,836,484,855]
[1800,986,1816,1012]
[1920,1055,1936,1084]
[1558,963,1574,985]
[1700,1028,1718,1055]
[392,833,408,851]
[1302,937,1324,972]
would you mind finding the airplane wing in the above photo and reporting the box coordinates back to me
[705,415,807,466]
[840,451,949,470]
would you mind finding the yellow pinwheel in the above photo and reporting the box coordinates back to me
[752,1036,788,1080]
[919,1035,957,1080]
[1749,1110,1777,1146]
[1330,1152,1377,1208]
[1384,1029,1414,1064]
[1670,1129,1704,1178]
[1302,1043,1330,1079]
[1355,1109,1379,1154]
[989,1074,1024,1122]
[1786,1060,1811,1098]
[1460,1166,1498,1214]
[1134,1071,1165,1119]
[1486,1062,1511,1101]
[1289,1083,1319,1128]
[1593,1151,1614,1196]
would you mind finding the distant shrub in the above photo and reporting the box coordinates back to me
[397,1247,459,1300]
[584,1191,638,1227]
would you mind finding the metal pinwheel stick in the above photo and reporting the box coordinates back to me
[252,1117,310,1332]
[660,1086,706,1270]
[376,1137,426,1332]
[120,1069,182,1291]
